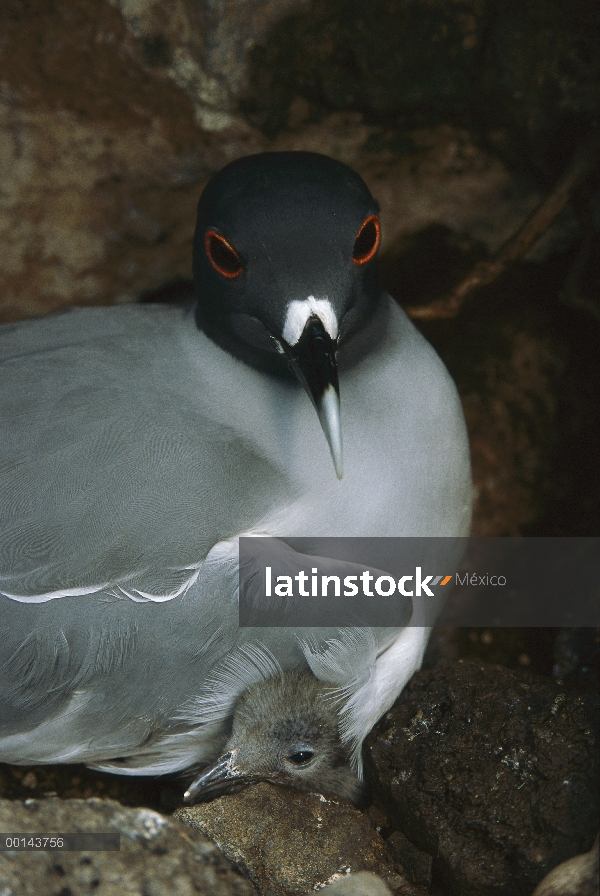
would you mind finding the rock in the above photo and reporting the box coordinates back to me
[175,782,420,895]
[365,660,599,896]
[459,323,564,537]
[0,796,254,895]
[241,0,487,135]
[109,0,311,131]
[532,834,599,896]
[385,831,432,889]
[241,0,600,176]
[481,0,600,175]
[0,0,263,322]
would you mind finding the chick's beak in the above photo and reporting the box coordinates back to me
[183,750,256,802]
[283,315,343,479]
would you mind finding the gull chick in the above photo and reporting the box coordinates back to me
[184,669,362,804]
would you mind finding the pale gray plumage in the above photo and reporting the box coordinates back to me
[0,152,472,798]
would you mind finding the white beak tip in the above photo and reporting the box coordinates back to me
[320,386,344,480]
[333,453,344,480]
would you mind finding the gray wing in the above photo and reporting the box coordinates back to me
[0,535,395,773]
[0,537,242,767]
[0,306,288,600]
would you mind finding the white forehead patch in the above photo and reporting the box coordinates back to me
[282,297,338,346]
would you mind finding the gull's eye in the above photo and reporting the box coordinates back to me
[205,230,243,278]
[287,749,315,765]
[352,214,381,265]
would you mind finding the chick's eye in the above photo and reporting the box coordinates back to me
[352,214,380,265]
[288,750,315,765]
[205,230,243,278]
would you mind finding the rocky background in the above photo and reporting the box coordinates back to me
[1,1,599,894]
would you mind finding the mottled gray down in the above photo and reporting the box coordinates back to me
[185,668,364,803]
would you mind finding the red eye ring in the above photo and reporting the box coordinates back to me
[352,214,381,265]
[205,229,243,279]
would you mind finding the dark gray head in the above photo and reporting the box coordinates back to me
[183,669,363,805]
[193,152,382,478]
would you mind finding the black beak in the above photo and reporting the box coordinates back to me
[183,751,260,803]
[282,316,343,479]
